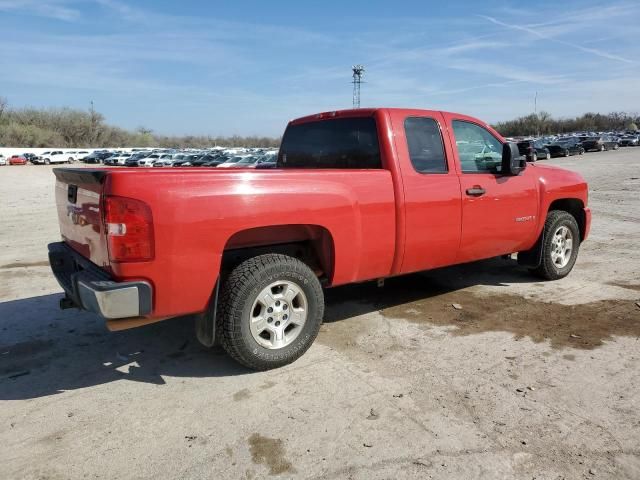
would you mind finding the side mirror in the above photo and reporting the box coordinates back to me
[502,142,526,175]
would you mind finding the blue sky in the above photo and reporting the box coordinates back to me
[0,0,638,136]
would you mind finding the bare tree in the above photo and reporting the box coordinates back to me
[0,96,7,122]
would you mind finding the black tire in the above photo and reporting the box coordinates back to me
[564,149,570,157]
[529,210,580,280]
[600,145,605,152]
[44,159,50,165]
[532,153,537,162]
[216,254,324,370]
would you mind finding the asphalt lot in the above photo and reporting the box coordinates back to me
[1,151,639,479]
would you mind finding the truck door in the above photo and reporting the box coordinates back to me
[445,117,539,263]
[388,111,462,273]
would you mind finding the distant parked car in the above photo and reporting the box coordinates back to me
[136,153,162,167]
[0,155,6,166]
[172,154,202,167]
[8,155,28,165]
[581,136,619,152]
[217,155,251,168]
[108,153,133,166]
[22,153,38,163]
[70,150,90,161]
[517,140,550,162]
[37,150,71,164]
[546,138,585,157]
[618,135,639,147]
[83,151,111,164]
[124,152,151,166]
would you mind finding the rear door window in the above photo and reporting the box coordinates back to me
[278,117,381,169]
[404,117,448,173]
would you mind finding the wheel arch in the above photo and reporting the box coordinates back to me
[547,198,586,240]
[221,224,335,284]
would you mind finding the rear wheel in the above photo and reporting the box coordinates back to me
[564,149,570,157]
[44,159,50,165]
[600,145,605,152]
[613,144,619,150]
[216,254,324,370]
[529,210,580,280]
[532,153,537,162]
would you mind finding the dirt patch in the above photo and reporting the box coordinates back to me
[1,260,50,268]
[247,433,294,475]
[233,389,251,402]
[318,277,640,352]
[382,291,639,350]
[607,282,640,292]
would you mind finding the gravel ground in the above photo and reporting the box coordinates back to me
[0,150,639,480]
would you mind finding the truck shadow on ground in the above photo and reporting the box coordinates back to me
[1,258,637,400]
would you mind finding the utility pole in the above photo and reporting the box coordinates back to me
[534,91,539,137]
[352,65,365,108]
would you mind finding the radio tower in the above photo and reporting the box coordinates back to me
[352,65,365,108]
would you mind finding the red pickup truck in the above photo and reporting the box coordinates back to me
[49,108,590,370]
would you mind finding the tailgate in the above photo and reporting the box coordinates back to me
[53,168,110,268]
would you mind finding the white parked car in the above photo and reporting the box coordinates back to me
[66,150,91,161]
[38,150,71,164]
[109,153,132,165]
[138,153,163,167]
[0,155,6,166]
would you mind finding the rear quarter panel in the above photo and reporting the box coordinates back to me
[106,169,396,317]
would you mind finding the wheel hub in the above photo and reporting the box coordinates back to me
[550,226,573,268]
[249,280,308,349]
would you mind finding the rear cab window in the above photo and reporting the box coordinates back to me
[278,117,381,169]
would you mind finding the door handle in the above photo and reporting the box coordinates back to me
[466,186,486,197]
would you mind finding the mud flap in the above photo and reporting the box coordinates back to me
[195,281,219,347]
[517,229,545,268]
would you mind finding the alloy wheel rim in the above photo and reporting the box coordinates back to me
[249,280,308,349]
[550,226,573,268]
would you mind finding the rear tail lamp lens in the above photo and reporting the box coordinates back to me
[104,196,154,262]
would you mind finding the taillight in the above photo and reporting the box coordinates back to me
[103,196,154,262]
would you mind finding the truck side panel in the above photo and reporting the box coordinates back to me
[105,169,397,318]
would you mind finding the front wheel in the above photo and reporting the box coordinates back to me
[44,159,50,165]
[529,210,580,280]
[216,254,324,370]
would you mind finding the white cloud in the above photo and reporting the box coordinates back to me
[0,0,80,21]
[478,14,636,64]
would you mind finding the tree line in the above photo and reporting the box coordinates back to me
[0,97,280,148]
[493,111,639,137]
[1,97,638,147]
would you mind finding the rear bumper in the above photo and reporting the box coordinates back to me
[48,242,152,319]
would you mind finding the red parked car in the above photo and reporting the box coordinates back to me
[8,155,28,165]
[49,107,591,370]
